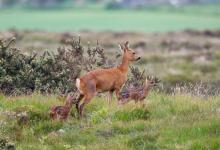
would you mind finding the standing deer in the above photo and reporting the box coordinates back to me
[118,76,160,105]
[50,93,76,121]
[75,41,140,117]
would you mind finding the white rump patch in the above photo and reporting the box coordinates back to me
[76,78,82,93]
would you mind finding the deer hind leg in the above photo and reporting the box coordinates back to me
[78,80,96,118]
[78,93,95,118]
[76,94,84,113]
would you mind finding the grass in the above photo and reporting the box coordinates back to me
[0,4,220,32]
[0,92,220,149]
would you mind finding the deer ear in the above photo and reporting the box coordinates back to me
[124,41,129,49]
[119,44,126,53]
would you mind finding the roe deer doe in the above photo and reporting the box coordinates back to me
[75,41,140,117]
[118,76,160,105]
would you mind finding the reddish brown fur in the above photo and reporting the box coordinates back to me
[118,77,158,105]
[75,41,140,117]
[50,93,75,121]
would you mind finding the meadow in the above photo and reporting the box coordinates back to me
[0,92,220,150]
[0,4,220,32]
[1,4,220,150]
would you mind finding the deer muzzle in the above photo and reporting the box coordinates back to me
[135,57,141,61]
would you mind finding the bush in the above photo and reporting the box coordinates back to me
[0,37,108,95]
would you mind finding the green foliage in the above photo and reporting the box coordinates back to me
[89,107,108,124]
[0,38,107,95]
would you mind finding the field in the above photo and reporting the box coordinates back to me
[0,4,220,32]
[1,29,220,84]
[1,4,220,150]
[0,29,220,149]
[0,92,220,150]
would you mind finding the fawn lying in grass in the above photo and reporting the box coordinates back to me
[50,93,76,121]
[118,76,160,105]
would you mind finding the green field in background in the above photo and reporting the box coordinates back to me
[0,5,220,32]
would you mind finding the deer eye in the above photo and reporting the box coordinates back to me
[133,52,136,54]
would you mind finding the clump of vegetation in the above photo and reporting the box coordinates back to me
[0,37,108,95]
[113,107,150,121]
[123,66,146,91]
[127,133,159,150]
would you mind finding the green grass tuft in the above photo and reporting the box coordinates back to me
[113,107,150,121]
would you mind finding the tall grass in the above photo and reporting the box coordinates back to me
[0,92,220,149]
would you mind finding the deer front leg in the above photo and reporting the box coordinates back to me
[115,88,121,105]
[107,91,113,105]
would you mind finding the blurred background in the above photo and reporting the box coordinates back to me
[0,0,220,32]
[0,0,220,92]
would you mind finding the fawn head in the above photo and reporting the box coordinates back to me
[146,76,160,87]
[119,41,140,61]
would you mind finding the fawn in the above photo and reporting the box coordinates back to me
[118,76,160,105]
[50,93,76,121]
[75,41,140,117]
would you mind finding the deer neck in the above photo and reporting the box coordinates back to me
[143,84,151,96]
[119,55,130,74]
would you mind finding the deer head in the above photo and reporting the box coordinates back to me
[119,41,140,62]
